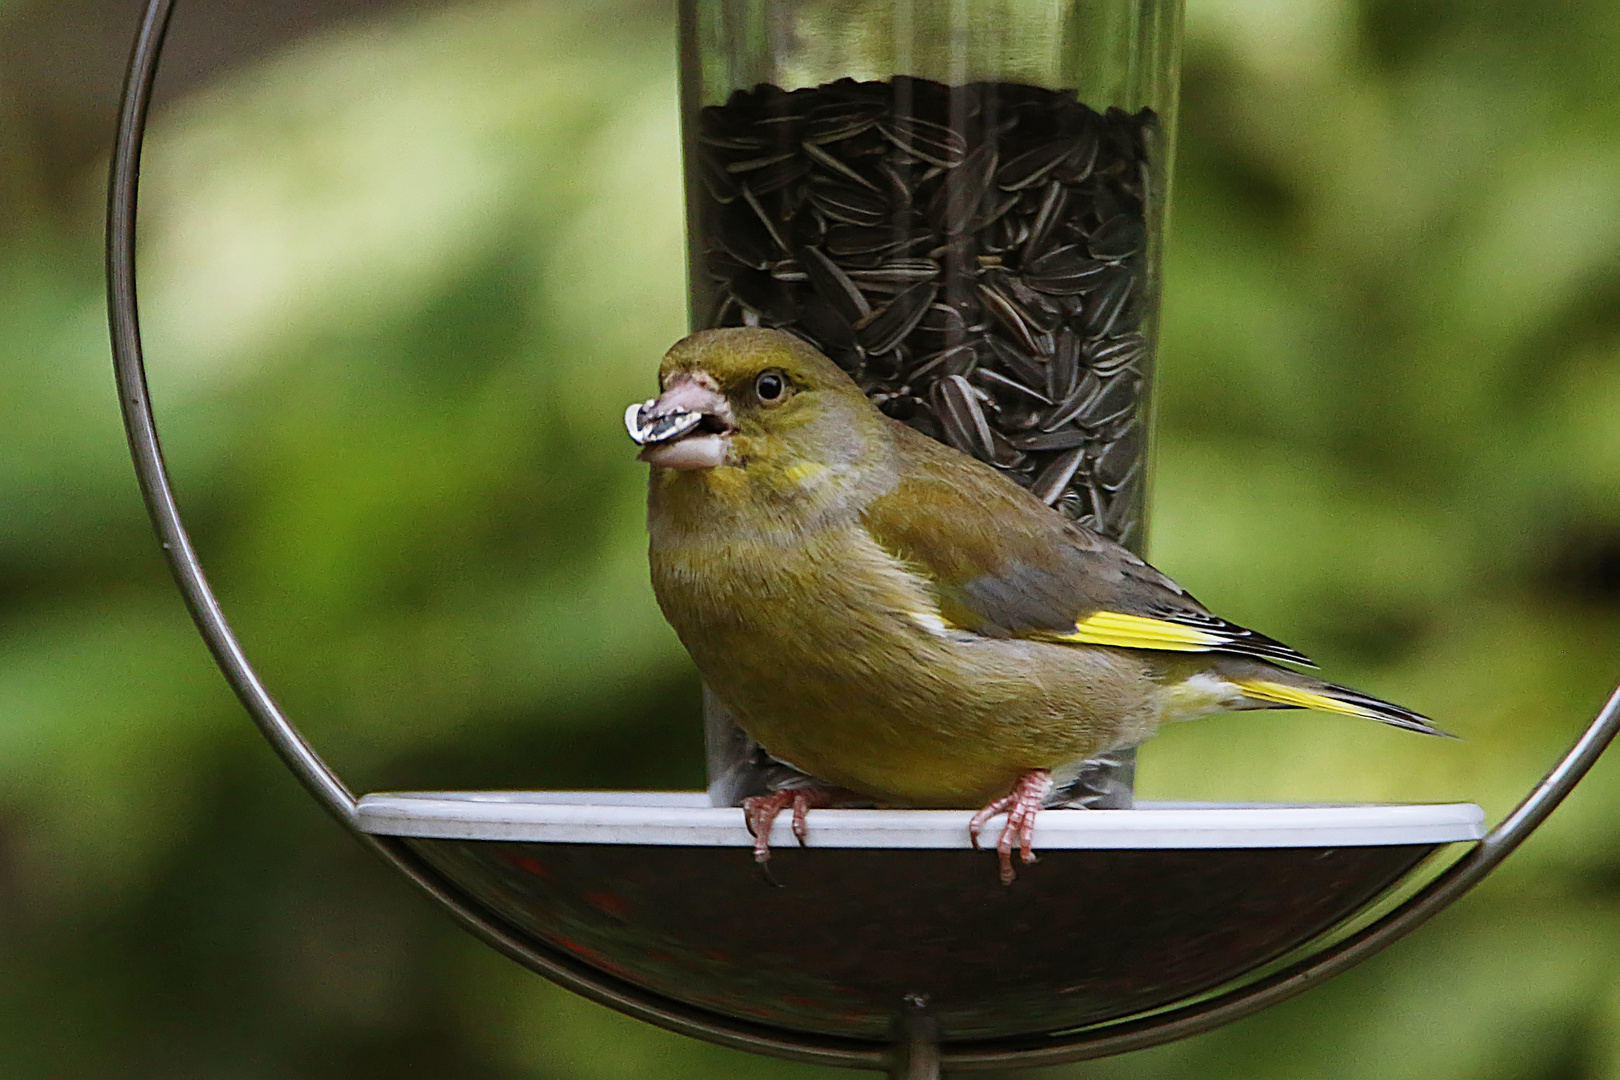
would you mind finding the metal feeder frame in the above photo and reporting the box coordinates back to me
[106,1,1620,1076]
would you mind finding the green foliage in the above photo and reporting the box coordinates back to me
[1,0,1618,1075]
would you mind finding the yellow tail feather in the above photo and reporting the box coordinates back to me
[1232,679,1382,722]
[1050,610,1224,652]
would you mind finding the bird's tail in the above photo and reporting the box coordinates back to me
[1230,675,1454,738]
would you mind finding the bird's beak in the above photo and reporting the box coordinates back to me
[625,373,736,470]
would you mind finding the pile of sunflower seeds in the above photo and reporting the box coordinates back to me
[692,75,1158,546]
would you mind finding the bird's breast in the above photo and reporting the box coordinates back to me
[646,506,1152,805]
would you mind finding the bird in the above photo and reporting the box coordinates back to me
[627,327,1449,884]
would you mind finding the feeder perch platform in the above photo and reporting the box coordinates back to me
[359,792,1483,1041]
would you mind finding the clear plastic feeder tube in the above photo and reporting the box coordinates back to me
[679,0,1184,808]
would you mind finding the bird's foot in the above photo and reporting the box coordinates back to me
[969,770,1054,885]
[742,787,842,866]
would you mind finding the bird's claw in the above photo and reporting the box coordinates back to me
[742,789,834,869]
[969,770,1054,885]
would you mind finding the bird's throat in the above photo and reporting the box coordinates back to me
[640,433,729,470]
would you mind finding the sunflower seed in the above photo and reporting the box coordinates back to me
[1032,447,1086,504]
[1052,121,1100,184]
[853,281,938,354]
[709,291,741,327]
[726,150,798,175]
[1087,332,1146,376]
[746,155,812,194]
[877,393,927,421]
[977,280,1041,354]
[974,366,1054,405]
[878,115,967,167]
[800,246,872,323]
[975,191,1022,236]
[1022,180,1069,261]
[807,182,889,227]
[1024,245,1112,295]
[981,331,1048,389]
[1048,326,1082,401]
[844,259,941,286]
[877,157,915,203]
[718,200,775,268]
[1082,268,1135,338]
[794,292,858,352]
[625,401,703,446]
[803,101,885,144]
[825,224,901,257]
[1010,428,1088,451]
[803,140,881,190]
[1000,274,1064,332]
[928,143,999,235]
[769,259,807,282]
[933,373,997,461]
[911,343,977,381]
[996,140,1077,191]
[914,302,968,342]
[738,184,791,254]
[1087,374,1140,427]
[988,428,1027,468]
[1103,465,1142,537]
[699,129,769,153]
[700,154,739,204]
[1089,213,1145,260]
[1066,477,1105,523]
[1096,421,1144,489]
[1041,370,1104,430]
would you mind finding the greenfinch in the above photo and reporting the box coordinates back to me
[629,327,1447,884]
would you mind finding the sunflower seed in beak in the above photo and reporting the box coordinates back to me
[625,400,704,446]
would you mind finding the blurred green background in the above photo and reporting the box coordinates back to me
[2,0,1619,1075]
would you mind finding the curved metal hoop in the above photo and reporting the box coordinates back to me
[107,0,1620,1071]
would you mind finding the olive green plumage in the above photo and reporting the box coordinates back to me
[637,327,1444,808]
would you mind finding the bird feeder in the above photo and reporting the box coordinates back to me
[107,1,1620,1077]
[682,0,1177,807]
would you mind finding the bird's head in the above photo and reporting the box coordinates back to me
[627,328,881,495]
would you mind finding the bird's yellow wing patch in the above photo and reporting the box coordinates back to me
[782,462,829,485]
[1046,610,1229,652]
[1232,679,1381,721]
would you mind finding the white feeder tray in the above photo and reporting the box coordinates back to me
[355,792,1482,1041]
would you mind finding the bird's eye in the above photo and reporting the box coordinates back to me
[754,369,789,403]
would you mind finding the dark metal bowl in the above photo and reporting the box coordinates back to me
[359,793,1481,1042]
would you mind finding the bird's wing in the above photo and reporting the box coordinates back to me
[861,420,1314,666]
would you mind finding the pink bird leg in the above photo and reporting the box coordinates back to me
[742,787,841,865]
[969,769,1054,885]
